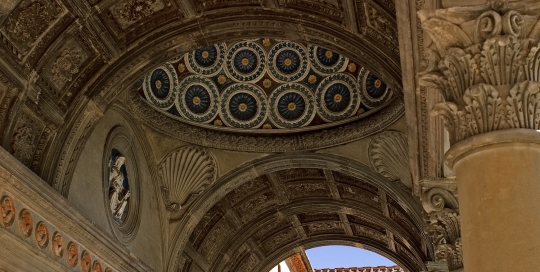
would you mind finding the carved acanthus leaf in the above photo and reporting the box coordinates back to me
[506,80,540,129]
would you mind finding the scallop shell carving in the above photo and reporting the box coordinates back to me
[158,146,217,209]
[368,131,412,189]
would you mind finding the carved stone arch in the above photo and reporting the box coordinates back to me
[166,153,432,272]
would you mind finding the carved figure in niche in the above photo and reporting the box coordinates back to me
[81,250,92,272]
[108,149,130,223]
[35,221,49,249]
[1,195,16,227]
[67,242,78,267]
[51,231,64,258]
[92,260,103,272]
[18,208,33,237]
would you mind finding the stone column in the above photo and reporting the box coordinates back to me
[418,1,540,270]
[446,130,540,270]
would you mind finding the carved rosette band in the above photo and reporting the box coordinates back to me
[419,3,540,145]
[421,178,462,272]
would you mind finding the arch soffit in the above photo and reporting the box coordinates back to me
[167,152,429,271]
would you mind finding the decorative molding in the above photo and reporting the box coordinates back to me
[158,146,217,212]
[369,131,412,189]
[421,177,462,271]
[418,3,540,145]
[129,89,404,152]
[51,99,103,196]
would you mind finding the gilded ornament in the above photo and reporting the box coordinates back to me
[214,119,223,126]
[325,50,333,58]
[263,79,272,88]
[374,79,382,88]
[217,75,227,84]
[348,62,357,73]
[155,79,162,89]
[262,38,271,47]
[178,63,186,73]
[263,123,272,129]
[357,108,365,115]
[308,75,317,84]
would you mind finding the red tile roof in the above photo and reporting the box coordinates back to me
[313,266,404,272]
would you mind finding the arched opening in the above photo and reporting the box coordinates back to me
[169,154,430,272]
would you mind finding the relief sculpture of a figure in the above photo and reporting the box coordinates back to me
[109,154,130,222]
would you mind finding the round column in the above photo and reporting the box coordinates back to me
[446,129,540,271]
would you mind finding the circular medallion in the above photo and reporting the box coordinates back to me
[268,41,309,82]
[359,68,392,108]
[92,260,104,272]
[1,195,15,228]
[220,83,268,128]
[81,250,92,272]
[316,73,360,122]
[143,63,178,110]
[186,43,226,76]
[35,221,49,249]
[18,208,33,238]
[66,242,78,268]
[51,231,64,258]
[176,75,219,123]
[226,41,266,82]
[308,45,347,75]
[268,83,315,128]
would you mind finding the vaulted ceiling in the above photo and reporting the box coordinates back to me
[0,0,402,191]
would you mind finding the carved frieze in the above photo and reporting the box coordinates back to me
[419,3,540,145]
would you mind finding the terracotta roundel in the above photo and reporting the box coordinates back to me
[51,231,64,258]
[81,250,92,272]
[35,221,49,249]
[92,260,104,272]
[1,195,15,228]
[67,241,79,268]
[141,38,394,131]
[18,208,33,238]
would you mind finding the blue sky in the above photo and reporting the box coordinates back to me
[306,245,395,269]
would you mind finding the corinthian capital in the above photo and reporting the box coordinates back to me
[418,2,540,145]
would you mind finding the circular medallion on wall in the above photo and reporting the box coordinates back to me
[51,231,64,258]
[35,221,49,249]
[18,208,33,238]
[220,83,268,128]
[225,41,266,82]
[315,73,360,122]
[143,63,178,110]
[268,41,309,82]
[66,242,78,268]
[175,75,220,123]
[81,250,92,272]
[186,43,226,77]
[308,45,347,75]
[103,126,141,245]
[268,83,316,128]
[358,67,392,109]
[92,260,104,272]
[1,195,15,228]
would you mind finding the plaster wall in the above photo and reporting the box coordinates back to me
[68,108,163,271]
